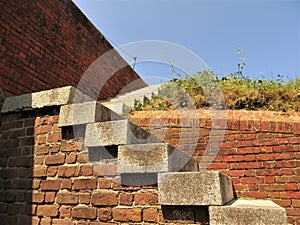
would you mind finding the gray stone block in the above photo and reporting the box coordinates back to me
[209,199,288,225]
[118,143,198,173]
[158,171,234,206]
[85,120,161,147]
[1,86,93,113]
[58,101,123,127]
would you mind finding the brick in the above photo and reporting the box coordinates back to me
[112,208,142,222]
[293,200,300,207]
[98,178,111,189]
[47,133,62,143]
[61,142,82,152]
[134,192,158,205]
[98,208,112,221]
[32,192,44,203]
[34,144,49,155]
[91,191,118,206]
[65,152,77,163]
[35,125,53,135]
[40,217,51,225]
[57,192,79,204]
[33,166,47,177]
[37,205,58,217]
[79,192,90,204]
[143,208,158,222]
[52,219,75,225]
[80,165,93,176]
[73,178,97,190]
[119,193,133,206]
[60,205,72,217]
[58,166,80,177]
[71,206,97,219]
[45,192,55,203]
[41,179,62,190]
[45,154,65,165]
[47,166,58,177]
[61,179,72,189]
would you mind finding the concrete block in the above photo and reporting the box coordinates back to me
[158,171,234,206]
[209,199,288,225]
[85,120,161,146]
[1,86,93,113]
[58,101,123,127]
[118,143,198,173]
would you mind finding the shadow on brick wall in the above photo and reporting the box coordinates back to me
[0,109,35,225]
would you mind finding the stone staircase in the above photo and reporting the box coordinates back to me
[100,83,162,115]
[57,99,288,225]
[2,86,289,225]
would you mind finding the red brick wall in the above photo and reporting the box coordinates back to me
[0,110,209,225]
[129,110,300,225]
[0,0,146,99]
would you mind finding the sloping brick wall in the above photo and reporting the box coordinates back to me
[0,0,146,99]
[129,110,300,225]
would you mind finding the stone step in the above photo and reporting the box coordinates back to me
[85,120,161,147]
[118,143,198,174]
[58,101,123,127]
[209,199,288,225]
[1,86,93,113]
[158,171,234,206]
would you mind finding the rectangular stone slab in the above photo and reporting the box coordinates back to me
[85,120,161,147]
[118,143,198,173]
[158,171,234,206]
[209,199,288,225]
[1,86,92,113]
[58,101,122,127]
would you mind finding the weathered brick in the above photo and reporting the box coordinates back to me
[58,166,80,177]
[134,192,158,205]
[45,154,65,165]
[40,217,51,225]
[65,152,77,164]
[47,133,62,143]
[57,192,79,204]
[91,191,118,206]
[37,205,58,217]
[60,205,72,217]
[79,192,90,204]
[32,192,44,203]
[80,165,93,176]
[112,208,142,222]
[73,178,97,190]
[52,219,74,225]
[143,208,158,222]
[41,179,62,191]
[119,193,133,206]
[98,178,111,189]
[61,179,72,189]
[47,166,58,177]
[98,208,112,221]
[71,206,97,219]
[45,192,55,203]
[33,166,47,177]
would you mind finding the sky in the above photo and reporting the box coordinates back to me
[73,0,300,85]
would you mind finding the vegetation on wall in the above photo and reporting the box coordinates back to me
[133,50,300,112]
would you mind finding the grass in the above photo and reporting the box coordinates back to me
[133,70,300,113]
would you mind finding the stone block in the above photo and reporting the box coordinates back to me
[158,171,234,206]
[58,101,122,127]
[118,143,198,173]
[1,86,92,113]
[85,120,160,146]
[209,199,288,225]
